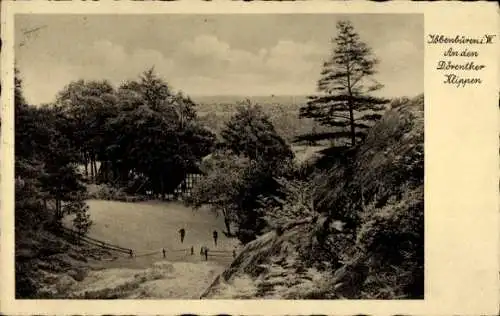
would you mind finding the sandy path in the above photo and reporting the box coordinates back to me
[70,260,226,299]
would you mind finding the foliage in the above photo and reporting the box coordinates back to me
[205,95,424,300]
[220,101,294,163]
[15,69,94,298]
[298,20,389,147]
[186,152,251,235]
[261,177,318,231]
[187,102,295,244]
[55,68,215,197]
[305,95,424,298]
[355,186,424,298]
[15,70,88,227]
[197,100,333,145]
[15,159,50,228]
[55,79,119,183]
[14,24,424,299]
[68,198,93,236]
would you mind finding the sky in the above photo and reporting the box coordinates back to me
[15,14,423,105]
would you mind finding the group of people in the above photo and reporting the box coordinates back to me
[178,228,219,246]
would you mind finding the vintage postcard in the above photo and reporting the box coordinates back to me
[1,1,498,315]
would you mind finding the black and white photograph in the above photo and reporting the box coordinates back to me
[12,13,425,300]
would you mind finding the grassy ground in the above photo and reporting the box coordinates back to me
[57,199,241,298]
[66,200,240,268]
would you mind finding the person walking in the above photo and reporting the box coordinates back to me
[179,228,186,244]
[200,246,208,260]
[212,230,218,247]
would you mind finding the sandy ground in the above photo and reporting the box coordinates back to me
[70,260,227,299]
[62,200,240,298]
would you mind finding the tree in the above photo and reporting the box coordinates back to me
[69,199,93,237]
[221,101,294,164]
[219,102,294,239]
[55,79,118,183]
[186,151,250,236]
[107,68,214,197]
[298,20,389,147]
[53,68,215,197]
[187,103,295,244]
[15,70,88,226]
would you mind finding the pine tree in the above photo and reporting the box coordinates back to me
[69,199,93,237]
[298,20,389,147]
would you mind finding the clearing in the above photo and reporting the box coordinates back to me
[61,199,240,298]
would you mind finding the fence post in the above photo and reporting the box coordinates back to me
[204,248,208,261]
[163,248,166,258]
[191,246,194,255]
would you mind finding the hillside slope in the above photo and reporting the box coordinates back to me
[200,221,333,299]
[202,95,424,299]
[15,227,115,298]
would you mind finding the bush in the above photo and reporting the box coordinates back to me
[261,177,317,230]
[68,199,93,236]
[355,187,424,298]
[188,103,296,244]
[300,95,424,299]
[86,183,148,202]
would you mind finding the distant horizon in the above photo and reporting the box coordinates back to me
[25,91,424,106]
[190,92,423,100]
[190,94,308,98]
[190,92,423,97]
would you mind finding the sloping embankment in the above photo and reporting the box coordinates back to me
[200,221,333,299]
[202,95,424,299]
[67,260,225,299]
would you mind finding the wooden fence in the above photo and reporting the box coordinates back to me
[58,226,132,256]
[58,226,238,261]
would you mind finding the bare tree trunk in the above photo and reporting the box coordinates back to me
[222,209,232,236]
[101,161,109,183]
[348,103,356,146]
[160,176,165,200]
[92,159,98,183]
[90,157,95,182]
[346,57,356,147]
[224,218,232,236]
[84,152,88,178]
[55,199,62,223]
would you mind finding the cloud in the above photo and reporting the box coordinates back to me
[168,35,326,93]
[19,35,328,103]
[74,40,174,82]
[178,35,231,59]
[171,35,263,77]
[372,39,423,97]
[16,15,423,104]
[265,40,326,78]
[20,57,80,105]
[20,34,421,103]
[19,40,176,103]
[374,40,421,72]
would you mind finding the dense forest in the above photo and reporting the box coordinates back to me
[15,19,424,299]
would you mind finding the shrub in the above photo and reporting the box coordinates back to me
[68,199,93,236]
[301,95,424,299]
